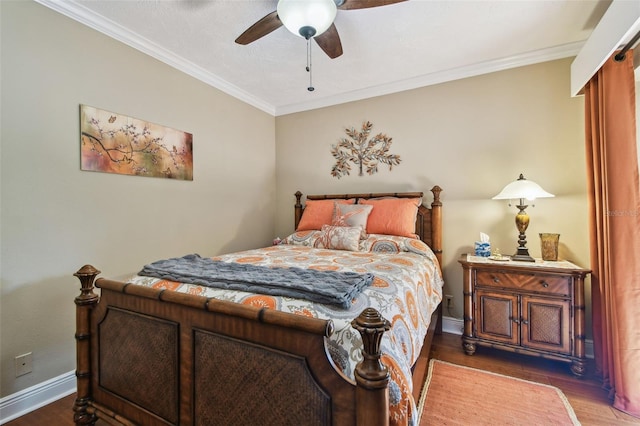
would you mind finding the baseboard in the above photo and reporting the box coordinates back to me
[585,339,594,359]
[441,316,595,359]
[0,370,76,424]
[442,315,464,335]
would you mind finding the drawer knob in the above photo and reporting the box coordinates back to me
[492,276,500,283]
[540,281,549,288]
[510,316,520,324]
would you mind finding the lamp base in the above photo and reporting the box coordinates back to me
[512,244,535,262]
[513,210,535,262]
[511,253,535,262]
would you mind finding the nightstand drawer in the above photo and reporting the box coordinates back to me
[476,270,571,296]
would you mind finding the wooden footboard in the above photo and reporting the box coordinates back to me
[73,266,396,426]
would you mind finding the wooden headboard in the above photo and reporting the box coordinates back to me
[293,186,443,266]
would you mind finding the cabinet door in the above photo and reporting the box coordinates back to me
[521,296,571,354]
[475,290,519,345]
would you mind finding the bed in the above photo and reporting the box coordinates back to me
[71,187,443,426]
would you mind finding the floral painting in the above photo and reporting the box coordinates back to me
[80,105,193,180]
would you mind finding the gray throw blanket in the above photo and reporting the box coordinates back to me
[139,254,374,309]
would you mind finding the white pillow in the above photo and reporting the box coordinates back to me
[315,225,362,251]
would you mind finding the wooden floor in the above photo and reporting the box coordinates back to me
[6,332,639,425]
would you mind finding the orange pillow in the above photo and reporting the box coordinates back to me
[297,199,355,231]
[358,198,421,238]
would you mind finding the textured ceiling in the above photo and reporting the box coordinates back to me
[38,0,610,115]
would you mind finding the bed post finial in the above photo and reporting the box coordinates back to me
[352,308,391,426]
[73,265,100,425]
[74,265,100,304]
[430,185,442,206]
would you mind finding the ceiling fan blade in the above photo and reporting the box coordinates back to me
[314,24,343,59]
[235,11,282,45]
[338,0,407,10]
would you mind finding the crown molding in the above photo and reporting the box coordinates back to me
[275,41,584,116]
[35,0,583,117]
[34,0,276,116]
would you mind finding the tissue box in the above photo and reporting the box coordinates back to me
[474,241,491,257]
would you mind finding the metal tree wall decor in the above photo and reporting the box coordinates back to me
[330,121,401,179]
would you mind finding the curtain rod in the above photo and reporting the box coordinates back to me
[615,30,640,61]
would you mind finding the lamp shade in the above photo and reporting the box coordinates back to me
[492,174,554,201]
[277,0,337,39]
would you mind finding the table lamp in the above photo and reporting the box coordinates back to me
[493,173,554,262]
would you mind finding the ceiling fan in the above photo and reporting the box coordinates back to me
[235,0,407,59]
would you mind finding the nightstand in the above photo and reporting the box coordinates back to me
[459,254,590,376]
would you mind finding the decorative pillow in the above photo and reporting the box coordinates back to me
[315,225,362,251]
[360,234,432,257]
[297,199,355,231]
[358,198,421,238]
[281,230,322,247]
[331,203,373,238]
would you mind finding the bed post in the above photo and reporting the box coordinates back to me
[72,265,100,425]
[429,186,444,335]
[430,185,443,268]
[352,308,391,426]
[294,190,303,230]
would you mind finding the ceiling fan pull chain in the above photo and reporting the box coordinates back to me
[307,38,314,92]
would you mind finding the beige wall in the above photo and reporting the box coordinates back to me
[275,58,590,329]
[1,0,592,401]
[0,1,275,397]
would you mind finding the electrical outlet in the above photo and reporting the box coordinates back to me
[445,294,454,308]
[15,352,32,377]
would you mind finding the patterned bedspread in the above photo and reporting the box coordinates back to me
[127,233,443,426]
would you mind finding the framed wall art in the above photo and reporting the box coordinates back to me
[80,105,193,180]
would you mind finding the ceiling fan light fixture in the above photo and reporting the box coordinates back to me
[277,0,337,39]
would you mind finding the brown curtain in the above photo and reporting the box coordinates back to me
[584,48,640,418]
